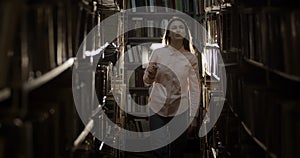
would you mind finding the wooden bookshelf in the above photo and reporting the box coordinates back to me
[227,97,278,158]
[23,58,75,92]
[244,57,300,83]
[129,87,149,95]
[271,69,300,83]
[129,87,149,91]
[127,37,162,43]
[220,63,238,67]
[127,11,181,16]
[224,3,300,158]
[243,57,265,69]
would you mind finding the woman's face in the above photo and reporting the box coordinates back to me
[168,20,187,40]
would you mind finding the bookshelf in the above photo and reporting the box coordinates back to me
[73,0,126,157]
[0,0,85,158]
[196,1,300,157]
[198,1,237,157]
[214,1,300,158]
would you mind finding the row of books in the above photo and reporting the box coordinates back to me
[225,73,242,112]
[125,44,150,66]
[205,16,219,45]
[127,69,147,88]
[126,94,149,113]
[95,62,113,104]
[240,11,300,77]
[127,17,169,38]
[127,119,150,137]
[232,0,295,6]
[0,103,62,158]
[237,80,300,157]
[126,0,203,15]
[202,43,221,80]
[225,60,300,158]
[0,3,74,88]
[25,4,73,76]
[217,12,232,52]
[204,12,232,52]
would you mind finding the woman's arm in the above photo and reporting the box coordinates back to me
[143,50,158,85]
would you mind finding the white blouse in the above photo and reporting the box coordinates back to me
[143,46,201,118]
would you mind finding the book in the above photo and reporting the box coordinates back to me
[127,94,132,112]
[193,0,199,15]
[134,119,142,137]
[148,0,155,12]
[131,0,137,12]
[137,45,143,64]
[176,0,183,11]
[268,13,284,71]
[146,19,154,37]
[183,0,189,12]
[135,0,148,12]
[127,70,135,88]
[160,19,169,36]
[127,45,134,63]
[134,119,150,137]
[132,17,143,37]
[57,5,67,65]
[141,45,149,68]
[132,46,140,63]
[46,7,56,69]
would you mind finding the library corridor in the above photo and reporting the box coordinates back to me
[0,0,299,158]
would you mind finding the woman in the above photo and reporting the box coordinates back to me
[143,17,201,158]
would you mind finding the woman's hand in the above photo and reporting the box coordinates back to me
[147,62,158,79]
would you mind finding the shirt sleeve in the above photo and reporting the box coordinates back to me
[188,55,201,120]
[143,50,158,85]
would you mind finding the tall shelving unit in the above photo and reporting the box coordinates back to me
[200,1,300,158]
[197,0,235,157]
[231,3,300,157]
[72,0,126,157]
[0,0,80,158]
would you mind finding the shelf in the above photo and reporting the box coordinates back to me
[0,87,11,102]
[205,6,221,13]
[126,37,162,43]
[241,122,277,158]
[205,3,232,13]
[220,63,238,67]
[244,57,300,83]
[237,6,297,14]
[228,102,277,158]
[271,69,300,83]
[243,58,266,69]
[129,87,149,91]
[125,62,144,70]
[204,71,221,82]
[126,11,182,16]
[241,122,267,151]
[227,102,239,119]
[23,58,75,91]
[205,43,219,48]
[127,112,149,116]
[80,0,120,14]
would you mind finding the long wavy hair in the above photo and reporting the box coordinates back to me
[162,16,195,54]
